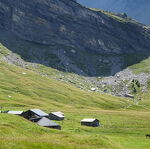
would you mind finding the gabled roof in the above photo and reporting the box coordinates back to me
[7,111,24,115]
[81,118,98,122]
[29,109,49,117]
[51,112,64,118]
[37,117,60,127]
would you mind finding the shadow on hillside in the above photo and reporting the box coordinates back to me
[0,29,150,77]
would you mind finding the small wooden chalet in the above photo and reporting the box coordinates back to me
[36,117,61,130]
[49,111,64,121]
[21,109,49,120]
[81,118,100,127]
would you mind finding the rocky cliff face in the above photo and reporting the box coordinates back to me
[0,0,150,76]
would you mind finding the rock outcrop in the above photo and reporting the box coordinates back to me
[0,0,150,76]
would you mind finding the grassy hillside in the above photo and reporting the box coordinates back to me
[0,60,150,148]
[1,107,150,149]
[129,57,150,74]
[0,42,134,111]
[0,114,121,149]
[0,61,131,111]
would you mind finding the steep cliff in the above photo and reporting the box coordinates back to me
[0,0,150,76]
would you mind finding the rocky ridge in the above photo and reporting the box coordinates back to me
[78,0,150,25]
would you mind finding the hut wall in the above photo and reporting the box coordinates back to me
[49,114,64,121]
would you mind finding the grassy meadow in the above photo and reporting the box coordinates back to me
[0,61,150,149]
[1,110,150,149]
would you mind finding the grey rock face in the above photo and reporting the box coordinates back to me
[0,0,150,76]
[0,0,150,53]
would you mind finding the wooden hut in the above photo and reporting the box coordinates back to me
[81,118,100,127]
[21,109,49,120]
[49,112,64,121]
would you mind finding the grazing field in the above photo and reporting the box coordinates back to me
[1,110,150,149]
[0,62,150,149]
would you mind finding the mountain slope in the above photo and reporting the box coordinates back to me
[78,0,150,25]
[0,58,150,148]
[0,1,150,148]
[0,0,150,97]
[0,0,150,76]
[0,60,130,110]
[0,56,150,149]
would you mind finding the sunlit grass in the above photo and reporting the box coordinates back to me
[129,57,150,74]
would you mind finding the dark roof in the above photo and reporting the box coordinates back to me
[29,109,49,117]
[29,117,41,122]
[37,117,60,127]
